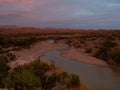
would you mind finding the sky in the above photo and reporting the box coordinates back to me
[0,0,120,29]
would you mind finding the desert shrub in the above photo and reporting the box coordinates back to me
[67,39,81,48]
[4,70,41,90]
[92,40,116,61]
[14,37,37,47]
[0,35,4,46]
[110,47,120,64]
[45,73,59,89]
[7,53,16,61]
[0,55,10,87]
[65,74,80,88]
[101,40,116,49]
[85,48,92,53]
[1,60,81,90]
[0,54,9,63]
[59,72,80,89]
[0,53,16,63]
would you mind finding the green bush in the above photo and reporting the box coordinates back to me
[110,48,120,64]
[66,74,80,88]
[14,37,37,47]
[0,55,10,87]
[93,40,116,61]
[1,60,80,90]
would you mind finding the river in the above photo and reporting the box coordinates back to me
[40,50,120,90]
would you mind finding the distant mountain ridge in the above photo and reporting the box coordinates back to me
[0,25,18,28]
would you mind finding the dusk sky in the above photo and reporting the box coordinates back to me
[0,0,120,29]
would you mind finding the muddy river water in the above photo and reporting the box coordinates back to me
[40,50,120,90]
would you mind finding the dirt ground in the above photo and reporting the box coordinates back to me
[9,41,68,68]
[9,41,107,68]
[61,49,107,67]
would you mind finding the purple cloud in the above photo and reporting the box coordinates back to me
[0,0,120,29]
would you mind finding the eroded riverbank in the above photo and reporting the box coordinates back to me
[61,49,107,67]
[9,41,108,68]
[9,41,68,68]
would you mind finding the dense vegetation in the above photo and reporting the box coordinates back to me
[0,53,16,86]
[64,31,120,66]
[0,34,37,48]
[0,34,37,54]
[92,40,120,65]
[0,54,81,90]
[0,28,120,66]
[0,54,10,87]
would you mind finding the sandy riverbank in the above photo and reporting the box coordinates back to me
[9,41,107,68]
[9,41,68,68]
[61,49,107,67]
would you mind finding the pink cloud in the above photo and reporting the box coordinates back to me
[0,0,15,4]
[0,0,59,5]
[0,12,37,19]
[0,0,34,4]
[21,0,33,4]
[0,0,36,12]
